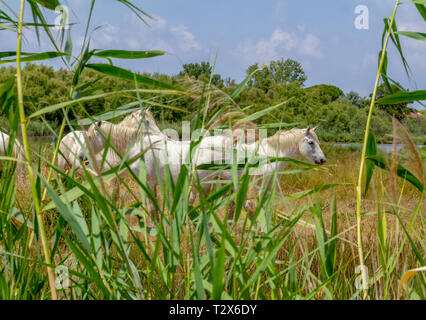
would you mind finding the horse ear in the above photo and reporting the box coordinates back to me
[306,125,311,135]
[312,126,318,132]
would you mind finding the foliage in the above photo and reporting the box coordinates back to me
[345,91,364,108]
[246,58,307,92]
[179,61,223,86]
[374,83,413,120]
[1,63,423,142]
[305,84,343,104]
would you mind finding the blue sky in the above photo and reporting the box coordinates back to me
[2,0,425,103]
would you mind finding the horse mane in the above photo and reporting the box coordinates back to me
[88,122,139,152]
[87,121,163,167]
[120,109,161,133]
[231,119,259,146]
[265,128,317,154]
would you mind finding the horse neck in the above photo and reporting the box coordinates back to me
[262,132,301,159]
[99,125,156,165]
[146,118,162,133]
[98,123,141,154]
[239,141,257,154]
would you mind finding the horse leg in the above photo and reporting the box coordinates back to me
[189,187,198,206]
[244,176,261,220]
[228,199,236,221]
[146,180,160,226]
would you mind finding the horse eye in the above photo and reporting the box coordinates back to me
[308,141,314,145]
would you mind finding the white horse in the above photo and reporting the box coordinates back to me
[0,131,26,174]
[57,130,88,172]
[85,121,224,219]
[91,108,164,172]
[57,109,158,173]
[192,126,327,216]
[227,126,326,177]
[85,119,327,221]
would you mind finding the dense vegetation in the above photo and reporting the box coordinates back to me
[0,61,424,143]
[0,0,424,302]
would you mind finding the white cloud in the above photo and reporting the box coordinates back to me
[298,34,322,58]
[232,27,322,65]
[362,53,376,68]
[98,24,118,46]
[101,15,205,59]
[150,16,167,31]
[70,15,205,60]
[127,40,139,50]
[170,24,201,52]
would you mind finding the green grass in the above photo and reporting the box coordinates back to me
[0,0,424,300]
[2,138,424,300]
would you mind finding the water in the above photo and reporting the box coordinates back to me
[335,143,424,152]
[28,136,56,155]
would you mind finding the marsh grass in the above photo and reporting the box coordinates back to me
[4,137,424,300]
[0,0,424,300]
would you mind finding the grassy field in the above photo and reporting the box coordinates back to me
[6,138,423,300]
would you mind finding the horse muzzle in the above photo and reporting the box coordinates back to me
[315,157,327,165]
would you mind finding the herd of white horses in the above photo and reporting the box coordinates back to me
[0,109,326,221]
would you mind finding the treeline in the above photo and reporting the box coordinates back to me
[0,60,424,143]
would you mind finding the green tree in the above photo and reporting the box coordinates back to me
[345,90,363,108]
[246,58,307,92]
[306,84,343,104]
[373,83,413,120]
[179,61,223,86]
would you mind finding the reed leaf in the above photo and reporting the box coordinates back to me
[32,0,60,11]
[0,51,69,64]
[376,90,426,104]
[366,155,424,192]
[364,131,378,195]
[396,31,426,41]
[86,64,177,90]
[93,50,166,59]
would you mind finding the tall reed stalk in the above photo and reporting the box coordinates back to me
[15,0,57,300]
[356,0,400,299]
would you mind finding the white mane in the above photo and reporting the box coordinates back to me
[264,128,315,155]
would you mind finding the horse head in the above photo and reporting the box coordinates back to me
[298,126,326,165]
[87,121,110,154]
